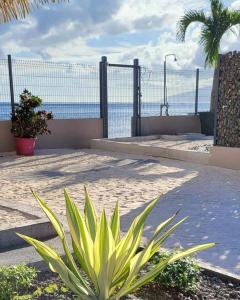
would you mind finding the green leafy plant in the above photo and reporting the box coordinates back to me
[18,188,215,300]
[151,251,200,293]
[11,89,53,138]
[0,265,37,300]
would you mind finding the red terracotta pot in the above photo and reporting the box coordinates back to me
[15,137,36,156]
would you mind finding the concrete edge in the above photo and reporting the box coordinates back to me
[0,201,57,251]
[199,261,240,284]
[90,138,210,165]
[0,219,57,251]
[0,200,44,219]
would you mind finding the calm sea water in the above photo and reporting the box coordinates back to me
[0,102,209,138]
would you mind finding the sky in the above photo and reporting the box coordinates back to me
[0,0,239,69]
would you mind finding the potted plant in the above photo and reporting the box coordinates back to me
[11,89,53,156]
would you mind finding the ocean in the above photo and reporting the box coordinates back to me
[0,101,210,138]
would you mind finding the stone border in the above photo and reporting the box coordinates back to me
[0,200,56,251]
[91,136,210,165]
[91,136,240,170]
[200,261,240,285]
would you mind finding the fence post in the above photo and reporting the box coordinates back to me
[7,54,15,115]
[213,55,221,146]
[133,58,140,136]
[195,68,199,115]
[99,56,108,138]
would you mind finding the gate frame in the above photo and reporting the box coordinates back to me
[99,56,141,138]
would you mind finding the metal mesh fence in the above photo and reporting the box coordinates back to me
[198,69,214,112]
[141,67,212,116]
[11,59,100,119]
[165,69,197,115]
[141,67,164,116]
[107,67,133,138]
[0,58,213,127]
[0,59,11,120]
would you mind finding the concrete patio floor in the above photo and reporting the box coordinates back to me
[0,148,240,276]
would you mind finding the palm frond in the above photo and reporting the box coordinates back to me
[229,10,240,29]
[178,0,240,67]
[200,25,220,66]
[210,0,224,18]
[177,10,208,42]
[0,0,66,23]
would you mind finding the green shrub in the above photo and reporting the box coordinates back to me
[151,251,200,292]
[0,265,37,300]
[11,89,53,138]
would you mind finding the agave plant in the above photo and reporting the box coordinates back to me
[18,188,214,300]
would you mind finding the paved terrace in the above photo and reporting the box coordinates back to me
[0,149,240,275]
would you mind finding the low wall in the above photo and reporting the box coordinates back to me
[0,118,103,153]
[209,146,240,170]
[140,115,201,136]
[0,121,15,152]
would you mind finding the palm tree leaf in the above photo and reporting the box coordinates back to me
[0,0,67,23]
[177,10,208,41]
[230,11,240,28]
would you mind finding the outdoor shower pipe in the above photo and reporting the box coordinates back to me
[162,53,177,116]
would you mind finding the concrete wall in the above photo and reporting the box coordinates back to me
[209,146,240,170]
[0,118,103,153]
[0,121,15,152]
[141,115,201,136]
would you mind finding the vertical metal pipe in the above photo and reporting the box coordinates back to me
[138,65,142,136]
[133,58,139,136]
[163,60,166,106]
[213,55,221,146]
[195,68,199,115]
[7,54,15,115]
[99,56,108,138]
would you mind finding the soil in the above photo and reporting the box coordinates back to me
[19,270,240,300]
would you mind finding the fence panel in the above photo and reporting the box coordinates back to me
[11,60,100,119]
[198,69,214,112]
[141,67,164,116]
[0,59,11,120]
[141,67,212,116]
[0,57,213,127]
[166,69,197,115]
[107,67,134,138]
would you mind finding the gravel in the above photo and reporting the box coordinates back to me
[19,270,240,299]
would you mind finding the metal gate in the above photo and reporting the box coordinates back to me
[99,56,141,138]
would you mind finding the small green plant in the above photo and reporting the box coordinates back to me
[151,251,200,293]
[15,283,70,299]
[0,265,37,300]
[18,188,215,300]
[44,283,59,294]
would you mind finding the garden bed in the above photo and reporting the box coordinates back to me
[17,269,240,299]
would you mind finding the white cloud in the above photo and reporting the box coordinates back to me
[0,0,238,69]
[231,0,240,9]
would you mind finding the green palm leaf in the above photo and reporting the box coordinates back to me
[0,0,67,23]
[177,0,240,66]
